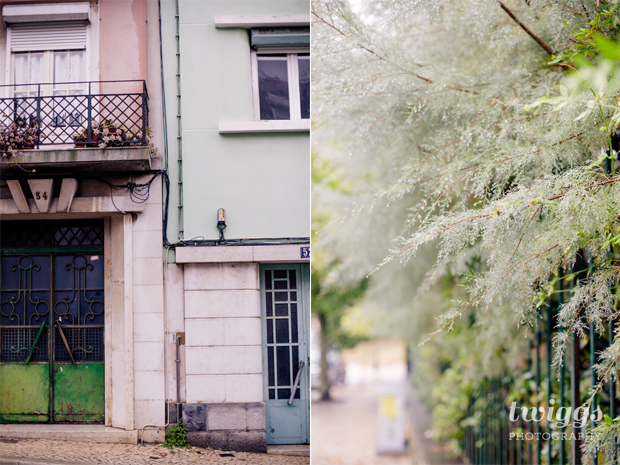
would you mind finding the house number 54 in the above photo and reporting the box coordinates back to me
[35,192,48,200]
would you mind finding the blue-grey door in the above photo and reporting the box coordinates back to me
[260,264,310,445]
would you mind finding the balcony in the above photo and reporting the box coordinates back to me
[0,80,154,176]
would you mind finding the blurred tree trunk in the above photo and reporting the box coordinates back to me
[319,312,331,401]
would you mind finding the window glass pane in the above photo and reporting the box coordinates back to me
[291,303,298,343]
[68,52,83,83]
[298,58,309,119]
[13,53,42,94]
[275,303,288,316]
[267,318,274,343]
[292,346,300,398]
[54,51,84,95]
[276,346,291,386]
[268,347,275,386]
[54,52,67,86]
[29,54,44,86]
[14,54,28,93]
[68,52,83,93]
[257,59,289,120]
[276,319,289,343]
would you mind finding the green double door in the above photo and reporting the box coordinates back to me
[261,264,310,445]
[0,220,105,423]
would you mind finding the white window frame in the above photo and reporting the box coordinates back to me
[251,49,309,122]
[9,50,87,96]
[4,21,91,98]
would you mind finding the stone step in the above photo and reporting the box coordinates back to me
[266,444,310,457]
[0,425,137,445]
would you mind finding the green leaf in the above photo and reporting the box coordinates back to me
[606,414,613,426]
[593,34,620,61]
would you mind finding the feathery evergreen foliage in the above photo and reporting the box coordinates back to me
[312,0,620,459]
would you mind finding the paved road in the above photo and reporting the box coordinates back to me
[0,438,309,465]
[311,384,411,465]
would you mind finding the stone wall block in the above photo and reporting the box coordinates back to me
[182,404,206,432]
[246,402,266,431]
[206,404,246,431]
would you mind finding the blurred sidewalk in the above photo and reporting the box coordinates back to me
[311,383,411,465]
[311,339,463,465]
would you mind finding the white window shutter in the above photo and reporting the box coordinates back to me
[9,22,87,52]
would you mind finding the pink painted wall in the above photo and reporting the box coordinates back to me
[99,0,146,95]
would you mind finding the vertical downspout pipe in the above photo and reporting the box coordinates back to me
[175,0,184,239]
[176,333,181,420]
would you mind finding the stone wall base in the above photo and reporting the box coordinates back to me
[186,431,267,453]
[182,402,266,453]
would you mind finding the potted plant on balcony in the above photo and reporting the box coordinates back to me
[126,126,159,156]
[0,122,39,158]
[72,119,127,148]
[72,130,86,148]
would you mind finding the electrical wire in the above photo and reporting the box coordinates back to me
[89,171,165,214]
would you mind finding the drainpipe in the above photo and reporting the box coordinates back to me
[175,0,184,239]
[175,333,181,420]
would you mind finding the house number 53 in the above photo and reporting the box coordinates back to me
[35,192,48,200]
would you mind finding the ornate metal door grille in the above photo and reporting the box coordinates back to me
[0,219,104,423]
[264,268,301,401]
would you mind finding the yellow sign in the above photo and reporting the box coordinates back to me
[380,395,398,419]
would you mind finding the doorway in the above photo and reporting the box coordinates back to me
[260,264,310,444]
[0,220,105,423]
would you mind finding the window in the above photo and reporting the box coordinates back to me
[3,7,90,129]
[252,52,309,121]
[12,50,86,127]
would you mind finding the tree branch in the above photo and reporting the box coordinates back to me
[497,1,554,56]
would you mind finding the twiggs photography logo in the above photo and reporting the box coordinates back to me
[509,399,603,441]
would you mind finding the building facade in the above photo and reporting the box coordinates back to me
[0,0,167,445]
[0,0,310,454]
[159,0,310,453]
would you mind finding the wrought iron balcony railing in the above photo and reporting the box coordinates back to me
[0,80,148,150]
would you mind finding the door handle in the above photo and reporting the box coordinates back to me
[25,320,46,366]
[288,360,305,405]
[56,321,76,365]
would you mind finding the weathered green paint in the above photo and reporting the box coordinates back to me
[0,364,50,423]
[53,363,104,423]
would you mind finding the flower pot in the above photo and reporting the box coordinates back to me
[74,142,85,148]
[85,134,101,147]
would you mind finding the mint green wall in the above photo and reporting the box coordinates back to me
[160,0,310,242]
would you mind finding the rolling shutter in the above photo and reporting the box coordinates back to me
[251,27,310,49]
[9,22,87,52]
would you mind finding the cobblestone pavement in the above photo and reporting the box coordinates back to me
[0,438,309,465]
[311,383,411,465]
